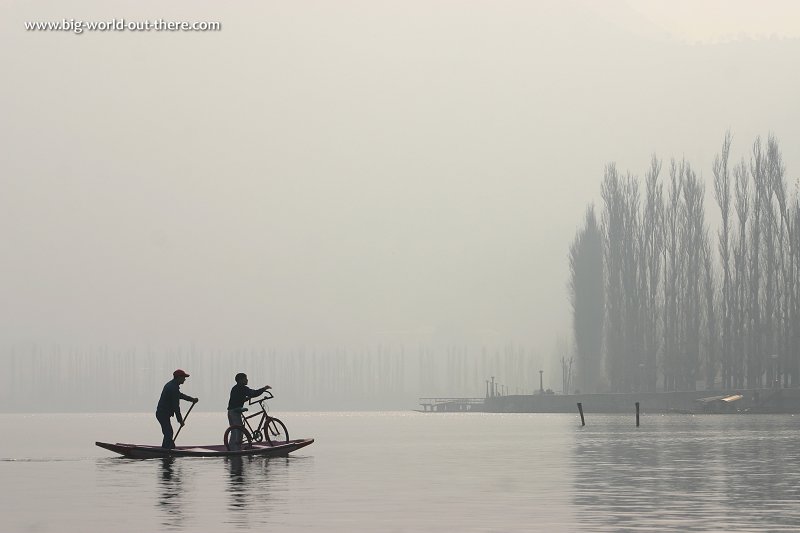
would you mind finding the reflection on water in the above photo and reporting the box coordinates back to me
[224,456,293,524]
[572,416,800,531]
[158,457,184,529]
[226,456,248,511]
[12,413,800,532]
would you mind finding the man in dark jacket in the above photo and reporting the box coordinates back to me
[227,373,270,450]
[156,369,198,449]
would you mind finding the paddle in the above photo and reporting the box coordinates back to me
[172,399,197,446]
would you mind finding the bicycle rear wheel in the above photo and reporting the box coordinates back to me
[266,418,289,445]
[224,425,253,451]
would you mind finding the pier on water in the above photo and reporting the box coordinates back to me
[418,387,800,414]
[418,397,485,412]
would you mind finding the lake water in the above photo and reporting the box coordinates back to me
[2,411,800,532]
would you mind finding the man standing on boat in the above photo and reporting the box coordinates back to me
[227,373,270,450]
[156,369,198,449]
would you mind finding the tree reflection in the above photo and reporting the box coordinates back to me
[571,416,800,531]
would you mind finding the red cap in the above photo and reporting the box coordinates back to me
[173,369,190,378]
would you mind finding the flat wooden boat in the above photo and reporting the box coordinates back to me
[96,438,314,459]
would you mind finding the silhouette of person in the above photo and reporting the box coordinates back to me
[227,373,270,450]
[156,369,198,449]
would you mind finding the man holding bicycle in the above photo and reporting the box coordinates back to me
[227,373,270,450]
[156,369,198,449]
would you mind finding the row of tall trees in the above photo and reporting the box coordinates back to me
[569,133,800,392]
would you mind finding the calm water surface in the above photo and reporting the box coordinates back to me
[1,411,800,532]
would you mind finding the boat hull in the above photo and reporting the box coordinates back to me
[96,438,314,459]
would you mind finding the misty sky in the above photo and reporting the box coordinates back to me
[2,1,799,354]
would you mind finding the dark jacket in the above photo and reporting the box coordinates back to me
[156,378,193,422]
[228,384,268,411]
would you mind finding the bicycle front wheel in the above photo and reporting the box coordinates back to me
[266,418,289,445]
[224,425,253,451]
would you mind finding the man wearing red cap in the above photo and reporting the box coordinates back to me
[156,369,199,449]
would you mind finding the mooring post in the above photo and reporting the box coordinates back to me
[635,401,640,427]
[577,402,585,426]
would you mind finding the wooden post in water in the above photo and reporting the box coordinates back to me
[577,402,585,426]
[635,402,640,427]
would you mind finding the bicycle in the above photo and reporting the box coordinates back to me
[224,390,289,450]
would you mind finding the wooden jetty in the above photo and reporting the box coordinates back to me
[418,388,800,414]
[417,397,485,412]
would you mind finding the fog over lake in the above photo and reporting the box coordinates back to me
[2,1,800,405]
[3,3,800,532]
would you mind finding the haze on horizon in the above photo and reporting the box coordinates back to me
[2,0,799,358]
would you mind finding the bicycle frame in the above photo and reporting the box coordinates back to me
[224,390,289,449]
[238,391,274,441]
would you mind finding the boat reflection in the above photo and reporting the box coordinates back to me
[225,455,277,516]
[223,454,298,524]
[157,457,184,527]
[226,456,248,511]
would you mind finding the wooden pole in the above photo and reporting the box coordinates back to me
[635,401,640,427]
[173,401,196,445]
[577,402,585,426]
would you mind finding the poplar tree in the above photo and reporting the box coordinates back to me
[569,205,605,393]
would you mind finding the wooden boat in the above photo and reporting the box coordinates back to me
[96,438,314,459]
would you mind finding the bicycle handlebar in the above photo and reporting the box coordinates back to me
[248,389,274,405]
